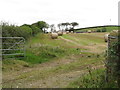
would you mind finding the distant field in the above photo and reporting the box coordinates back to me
[75,26,118,32]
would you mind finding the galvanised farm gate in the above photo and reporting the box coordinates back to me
[0,37,25,58]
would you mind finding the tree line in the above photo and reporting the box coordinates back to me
[2,21,49,39]
[2,21,79,38]
[50,22,79,32]
[1,21,79,56]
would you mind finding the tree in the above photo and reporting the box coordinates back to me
[71,22,79,29]
[21,24,31,27]
[61,23,68,31]
[58,23,64,31]
[30,24,40,36]
[32,21,49,32]
[58,23,61,30]
[50,24,55,32]
[64,22,70,31]
[19,25,32,39]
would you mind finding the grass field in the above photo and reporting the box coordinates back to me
[75,26,118,33]
[2,32,108,88]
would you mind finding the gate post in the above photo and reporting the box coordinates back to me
[106,30,119,85]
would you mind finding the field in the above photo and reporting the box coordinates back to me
[2,32,108,88]
[75,26,118,33]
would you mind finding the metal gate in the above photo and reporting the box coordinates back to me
[0,37,25,58]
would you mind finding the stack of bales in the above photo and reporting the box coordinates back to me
[57,31,63,36]
[104,34,109,42]
[51,32,58,39]
[88,30,91,33]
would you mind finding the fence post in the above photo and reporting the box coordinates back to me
[105,34,111,83]
[117,30,120,87]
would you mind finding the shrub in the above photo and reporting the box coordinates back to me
[96,29,101,32]
[19,26,32,39]
[101,28,107,32]
[105,31,119,87]
[30,25,41,36]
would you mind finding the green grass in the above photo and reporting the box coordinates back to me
[67,68,118,88]
[21,33,84,64]
[67,68,105,88]
[3,32,113,88]
[2,33,82,68]
[75,26,118,32]
[50,53,104,74]
[2,60,31,72]
[2,32,105,70]
[62,33,105,46]
[22,47,65,64]
[2,53,105,88]
[2,29,118,88]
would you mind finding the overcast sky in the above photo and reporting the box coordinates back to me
[0,0,119,28]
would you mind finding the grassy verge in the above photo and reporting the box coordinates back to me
[2,60,31,72]
[67,68,118,88]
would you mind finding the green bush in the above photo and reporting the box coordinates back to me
[19,26,32,39]
[96,29,101,32]
[1,21,49,59]
[101,28,107,32]
[106,31,119,87]
[2,23,17,37]
[30,25,41,36]
[32,21,49,32]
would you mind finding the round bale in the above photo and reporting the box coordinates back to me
[104,34,109,42]
[57,31,63,36]
[51,33,58,39]
[88,30,91,33]
[66,31,69,34]
[71,31,74,33]
[63,32,66,34]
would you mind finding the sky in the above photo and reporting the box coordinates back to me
[0,0,119,29]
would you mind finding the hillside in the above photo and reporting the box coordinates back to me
[2,32,108,88]
[75,25,119,33]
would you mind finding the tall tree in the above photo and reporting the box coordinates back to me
[58,23,61,30]
[50,24,55,32]
[65,22,70,30]
[61,23,67,31]
[30,24,40,35]
[71,22,79,29]
[32,21,49,32]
